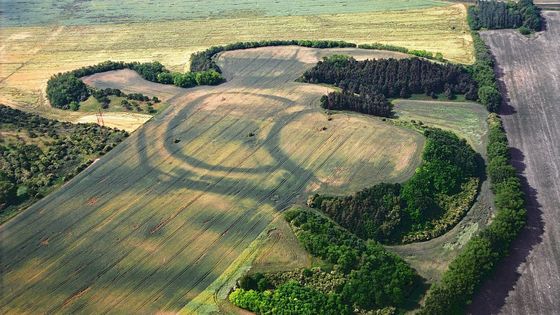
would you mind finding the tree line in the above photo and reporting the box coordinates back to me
[0,105,128,215]
[190,40,445,73]
[468,0,542,33]
[229,208,418,314]
[309,128,483,244]
[46,60,224,110]
[302,55,478,117]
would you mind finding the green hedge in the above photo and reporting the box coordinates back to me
[419,114,526,314]
[46,60,224,110]
[190,40,445,72]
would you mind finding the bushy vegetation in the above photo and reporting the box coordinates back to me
[302,56,477,117]
[320,89,393,117]
[420,114,526,314]
[0,105,128,213]
[466,32,502,112]
[468,0,541,32]
[310,128,483,244]
[229,208,419,314]
[190,40,445,73]
[46,60,224,109]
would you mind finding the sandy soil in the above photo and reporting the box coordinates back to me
[471,11,560,315]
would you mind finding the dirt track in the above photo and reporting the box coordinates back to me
[0,47,424,313]
[472,11,560,315]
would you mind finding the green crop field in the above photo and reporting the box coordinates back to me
[0,47,427,314]
[1,0,447,27]
[394,99,489,155]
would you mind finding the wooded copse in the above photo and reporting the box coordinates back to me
[46,60,224,109]
[229,208,419,314]
[302,55,479,116]
[309,128,483,244]
[468,0,542,33]
[0,105,128,213]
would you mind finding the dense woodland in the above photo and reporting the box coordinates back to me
[310,128,483,244]
[302,55,479,116]
[47,60,223,109]
[468,0,542,33]
[230,208,418,314]
[0,105,128,216]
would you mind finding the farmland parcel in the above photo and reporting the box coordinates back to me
[471,11,560,315]
[0,4,473,130]
[0,47,427,313]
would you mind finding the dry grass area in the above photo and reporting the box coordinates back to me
[0,4,473,129]
[0,46,425,314]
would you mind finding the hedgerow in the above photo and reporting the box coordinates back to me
[190,40,445,72]
[46,60,224,110]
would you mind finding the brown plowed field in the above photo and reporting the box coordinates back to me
[0,46,425,313]
[471,11,560,315]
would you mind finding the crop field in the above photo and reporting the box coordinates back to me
[469,11,560,315]
[1,0,448,27]
[0,46,426,314]
[394,99,488,155]
[0,3,474,129]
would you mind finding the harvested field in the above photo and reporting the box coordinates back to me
[0,46,425,314]
[0,4,474,127]
[470,11,560,315]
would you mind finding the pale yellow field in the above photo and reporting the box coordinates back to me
[0,46,426,314]
[0,4,473,129]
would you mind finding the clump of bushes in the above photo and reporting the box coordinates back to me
[468,0,542,33]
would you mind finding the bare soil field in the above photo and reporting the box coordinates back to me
[0,4,474,127]
[0,46,425,314]
[471,11,560,315]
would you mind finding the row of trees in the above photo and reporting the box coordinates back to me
[190,40,445,73]
[229,208,418,313]
[301,56,479,116]
[468,0,542,33]
[46,60,224,109]
[320,88,393,117]
[0,105,128,211]
[309,128,483,244]
[420,114,526,314]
